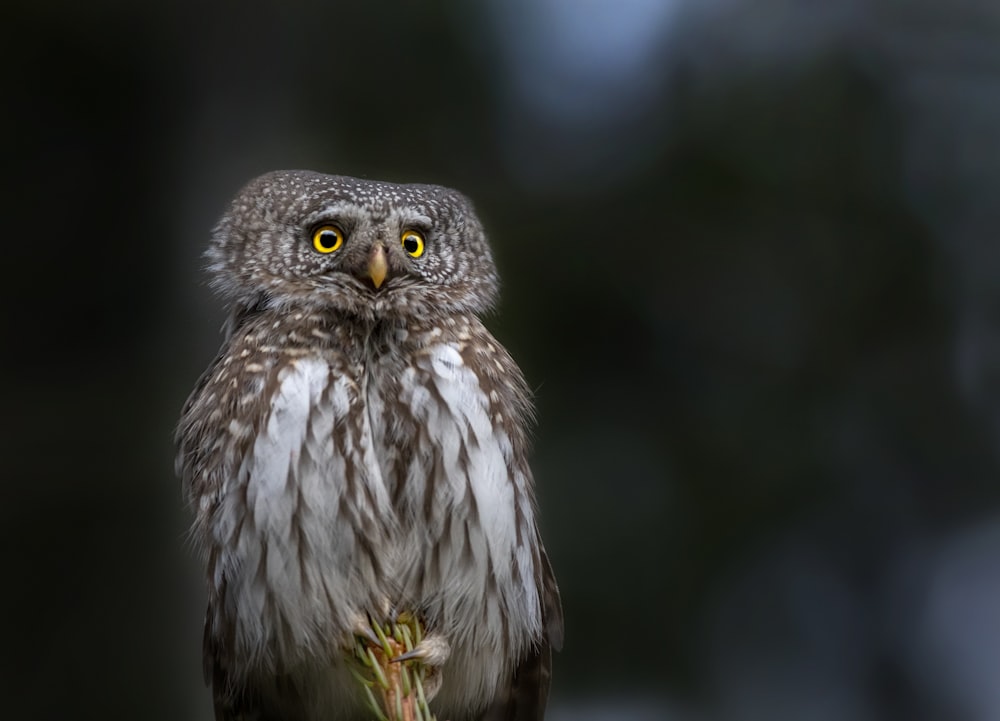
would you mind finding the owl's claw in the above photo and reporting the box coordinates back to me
[356,626,382,647]
[390,632,451,667]
[390,632,450,702]
[349,613,383,647]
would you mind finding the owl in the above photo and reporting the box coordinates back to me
[176,170,563,721]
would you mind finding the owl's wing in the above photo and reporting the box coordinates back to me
[479,543,563,721]
[204,628,308,721]
[539,545,564,653]
[204,615,262,721]
[479,645,552,721]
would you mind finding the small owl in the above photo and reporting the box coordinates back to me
[176,170,563,721]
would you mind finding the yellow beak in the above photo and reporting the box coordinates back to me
[368,244,388,289]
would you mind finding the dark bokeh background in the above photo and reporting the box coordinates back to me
[6,1,1000,719]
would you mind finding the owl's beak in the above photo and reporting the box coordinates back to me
[367,244,388,289]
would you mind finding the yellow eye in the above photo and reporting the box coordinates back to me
[312,225,344,254]
[401,230,425,258]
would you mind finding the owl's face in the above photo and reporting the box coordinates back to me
[208,170,499,321]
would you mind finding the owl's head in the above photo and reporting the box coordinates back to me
[207,170,499,323]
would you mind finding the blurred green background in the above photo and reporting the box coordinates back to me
[6,1,1000,719]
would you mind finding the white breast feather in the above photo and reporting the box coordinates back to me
[401,343,543,711]
[213,357,391,667]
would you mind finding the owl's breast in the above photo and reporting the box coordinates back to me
[188,325,543,692]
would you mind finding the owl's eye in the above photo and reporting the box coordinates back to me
[401,230,425,258]
[312,225,344,254]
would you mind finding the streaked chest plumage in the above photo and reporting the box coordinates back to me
[179,309,543,716]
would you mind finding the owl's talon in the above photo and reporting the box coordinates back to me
[359,627,382,647]
[390,633,451,667]
[350,614,383,647]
